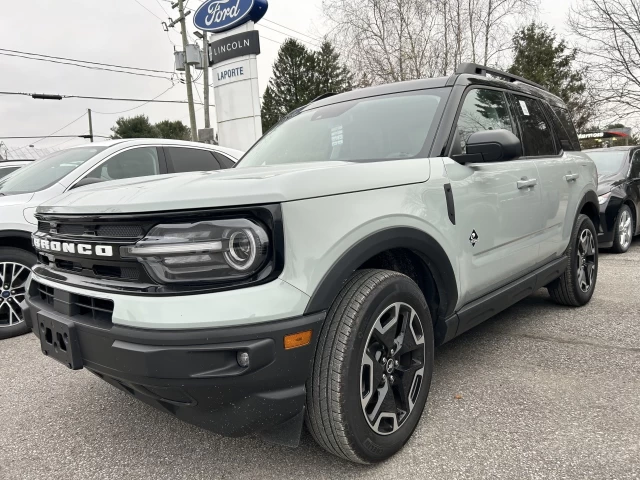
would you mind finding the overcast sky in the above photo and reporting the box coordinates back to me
[0,0,573,154]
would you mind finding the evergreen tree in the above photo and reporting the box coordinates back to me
[312,41,352,98]
[508,23,592,131]
[261,38,353,132]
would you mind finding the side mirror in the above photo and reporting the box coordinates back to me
[453,129,522,164]
[71,177,106,189]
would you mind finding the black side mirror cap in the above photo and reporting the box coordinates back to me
[452,129,522,164]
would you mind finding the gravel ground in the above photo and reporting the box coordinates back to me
[1,243,639,479]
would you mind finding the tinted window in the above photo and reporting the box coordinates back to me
[514,95,558,156]
[587,150,628,175]
[453,88,514,155]
[214,152,236,169]
[551,106,581,151]
[238,89,447,167]
[0,146,106,195]
[168,148,220,172]
[86,147,160,181]
[630,150,640,179]
[0,166,20,179]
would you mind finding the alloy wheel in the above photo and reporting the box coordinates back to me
[360,302,426,435]
[576,229,596,293]
[618,210,633,250]
[0,262,29,328]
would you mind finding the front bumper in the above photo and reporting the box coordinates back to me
[598,196,624,249]
[24,283,325,442]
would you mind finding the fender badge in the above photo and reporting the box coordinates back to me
[469,230,479,247]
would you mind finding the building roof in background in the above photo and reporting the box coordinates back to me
[0,142,60,161]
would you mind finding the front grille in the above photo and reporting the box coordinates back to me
[97,225,144,238]
[39,256,142,281]
[32,281,114,325]
[59,224,85,236]
[37,221,145,239]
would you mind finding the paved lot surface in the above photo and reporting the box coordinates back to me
[1,243,639,480]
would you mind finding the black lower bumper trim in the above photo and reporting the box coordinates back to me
[25,295,325,440]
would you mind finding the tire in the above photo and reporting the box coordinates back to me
[306,269,434,464]
[547,214,598,307]
[0,247,37,340]
[611,205,634,254]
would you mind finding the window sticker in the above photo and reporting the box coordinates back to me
[331,125,344,146]
[519,100,530,116]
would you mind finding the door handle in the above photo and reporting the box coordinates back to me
[517,178,538,189]
[564,173,580,182]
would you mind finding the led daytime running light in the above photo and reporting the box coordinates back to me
[125,240,223,257]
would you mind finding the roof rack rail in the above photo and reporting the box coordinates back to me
[455,63,546,91]
[310,92,337,103]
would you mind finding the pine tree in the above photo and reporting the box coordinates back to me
[261,39,316,132]
[313,41,352,98]
[508,23,593,131]
[110,115,159,139]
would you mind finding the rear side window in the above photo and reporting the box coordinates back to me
[453,88,515,155]
[513,95,559,156]
[551,106,581,151]
[167,148,221,172]
[86,147,160,181]
[214,152,236,169]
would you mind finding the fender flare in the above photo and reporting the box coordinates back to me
[303,227,458,318]
[577,190,600,229]
[0,229,32,240]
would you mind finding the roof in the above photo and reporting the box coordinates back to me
[309,64,566,110]
[65,139,244,159]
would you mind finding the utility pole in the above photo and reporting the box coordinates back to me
[172,0,198,141]
[87,108,94,142]
[202,32,211,129]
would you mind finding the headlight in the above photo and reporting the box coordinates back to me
[598,192,611,205]
[121,219,270,284]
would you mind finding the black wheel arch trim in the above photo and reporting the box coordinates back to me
[303,227,458,319]
[578,190,600,230]
[0,230,33,240]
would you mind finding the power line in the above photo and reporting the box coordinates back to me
[27,112,87,147]
[133,0,164,21]
[0,52,174,81]
[262,19,323,43]
[258,24,320,48]
[0,48,174,74]
[0,91,203,105]
[91,85,176,114]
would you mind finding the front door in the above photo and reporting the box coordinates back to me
[446,87,543,306]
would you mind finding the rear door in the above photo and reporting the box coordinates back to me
[447,87,543,304]
[510,94,577,261]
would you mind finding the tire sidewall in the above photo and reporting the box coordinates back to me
[0,247,37,340]
[569,215,598,304]
[613,205,633,253]
[341,277,434,462]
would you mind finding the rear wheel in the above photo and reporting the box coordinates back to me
[547,214,598,307]
[0,247,36,340]
[611,205,633,253]
[306,269,434,463]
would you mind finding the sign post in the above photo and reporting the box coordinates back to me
[193,0,268,151]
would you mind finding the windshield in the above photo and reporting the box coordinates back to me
[587,150,628,175]
[238,89,448,167]
[0,146,106,195]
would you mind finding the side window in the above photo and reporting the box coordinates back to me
[630,150,640,179]
[168,148,220,172]
[0,166,20,179]
[513,95,559,156]
[214,152,236,169]
[85,147,160,181]
[551,106,581,151]
[454,88,514,155]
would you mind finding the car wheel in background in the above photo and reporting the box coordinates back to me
[0,247,36,340]
[611,205,633,254]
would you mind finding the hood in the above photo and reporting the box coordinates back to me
[0,192,34,207]
[597,171,625,196]
[38,160,431,215]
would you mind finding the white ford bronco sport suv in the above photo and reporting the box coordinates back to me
[25,64,599,463]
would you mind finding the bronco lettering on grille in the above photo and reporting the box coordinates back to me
[33,237,114,257]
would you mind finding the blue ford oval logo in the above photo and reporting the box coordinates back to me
[1,291,10,298]
[193,0,268,34]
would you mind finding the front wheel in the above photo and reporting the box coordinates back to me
[0,247,36,340]
[306,269,434,463]
[611,205,633,253]
[547,214,598,307]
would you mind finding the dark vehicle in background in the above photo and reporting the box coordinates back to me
[587,146,640,253]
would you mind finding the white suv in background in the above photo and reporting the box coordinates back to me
[0,139,242,339]
[0,160,33,179]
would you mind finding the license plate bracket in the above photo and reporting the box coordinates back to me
[37,312,83,370]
